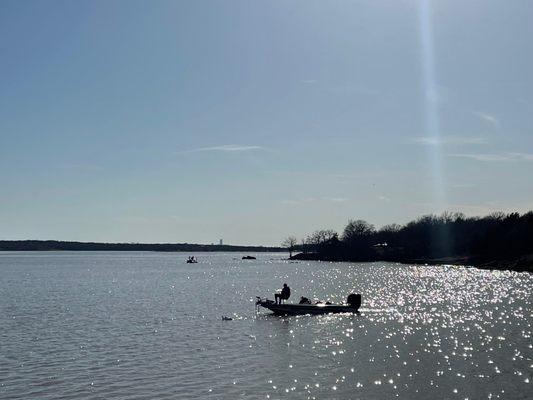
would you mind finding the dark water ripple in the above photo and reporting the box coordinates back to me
[0,252,531,399]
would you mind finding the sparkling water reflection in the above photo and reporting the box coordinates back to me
[0,252,531,399]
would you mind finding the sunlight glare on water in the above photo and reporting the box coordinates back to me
[0,252,531,399]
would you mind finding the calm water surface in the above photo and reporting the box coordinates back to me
[0,252,531,399]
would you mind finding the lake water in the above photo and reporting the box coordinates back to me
[0,252,531,399]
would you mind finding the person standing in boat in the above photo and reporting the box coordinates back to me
[275,283,291,304]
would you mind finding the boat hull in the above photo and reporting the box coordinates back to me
[257,301,359,315]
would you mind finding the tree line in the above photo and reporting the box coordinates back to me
[0,240,282,252]
[282,211,533,270]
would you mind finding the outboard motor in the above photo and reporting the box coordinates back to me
[347,293,361,310]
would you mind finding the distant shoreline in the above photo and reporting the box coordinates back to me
[0,240,283,253]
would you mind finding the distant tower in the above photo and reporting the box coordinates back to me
[219,239,223,245]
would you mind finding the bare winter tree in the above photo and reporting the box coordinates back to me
[305,229,338,252]
[281,236,298,258]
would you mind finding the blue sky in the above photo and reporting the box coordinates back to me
[1,0,532,245]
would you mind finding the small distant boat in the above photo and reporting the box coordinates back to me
[256,294,361,316]
[186,257,198,264]
[242,255,256,260]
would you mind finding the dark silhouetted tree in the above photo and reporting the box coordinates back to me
[281,236,298,258]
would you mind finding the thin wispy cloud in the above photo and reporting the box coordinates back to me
[411,136,487,146]
[280,198,316,206]
[450,154,511,162]
[508,152,533,160]
[181,144,265,153]
[323,197,348,203]
[328,84,380,96]
[472,111,499,127]
[301,79,317,84]
[118,215,181,224]
[450,183,476,189]
[280,197,348,206]
[378,195,391,202]
[280,200,302,206]
[449,152,533,162]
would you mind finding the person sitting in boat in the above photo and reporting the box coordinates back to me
[299,296,311,304]
[274,283,291,304]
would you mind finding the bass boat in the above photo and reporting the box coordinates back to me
[256,294,361,316]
